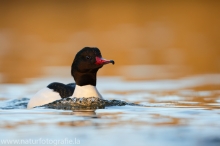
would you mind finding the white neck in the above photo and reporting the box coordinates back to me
[72,85,102,99]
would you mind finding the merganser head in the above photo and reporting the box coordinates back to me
[71,47,114,86]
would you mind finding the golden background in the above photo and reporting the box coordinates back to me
[0,0,219,83]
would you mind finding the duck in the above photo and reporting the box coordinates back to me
[27,47,114,108]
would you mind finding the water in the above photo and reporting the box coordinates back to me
[0,75,220,146]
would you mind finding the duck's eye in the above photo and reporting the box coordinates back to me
[86,56,91,60]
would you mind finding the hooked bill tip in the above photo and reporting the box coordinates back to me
[110,60,115,65]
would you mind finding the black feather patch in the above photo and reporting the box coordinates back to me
[47,82,75,98]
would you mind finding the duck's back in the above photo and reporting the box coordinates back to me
[47,82,75,98]
[27,83,75,108]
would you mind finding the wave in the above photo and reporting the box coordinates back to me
[0,98,29,109]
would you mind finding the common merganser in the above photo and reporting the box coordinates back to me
[27,47,114,108]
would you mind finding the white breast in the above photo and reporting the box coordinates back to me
[27,88,62,109]
[72,85,102,99]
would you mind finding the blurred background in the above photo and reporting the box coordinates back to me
[0,0,219,83]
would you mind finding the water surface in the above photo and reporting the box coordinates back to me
[0,75,220,146]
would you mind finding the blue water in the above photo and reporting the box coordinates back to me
[0,75,220,146]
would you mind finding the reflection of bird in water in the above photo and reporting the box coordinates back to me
[71,111,97,116]
[27,47,114,109]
